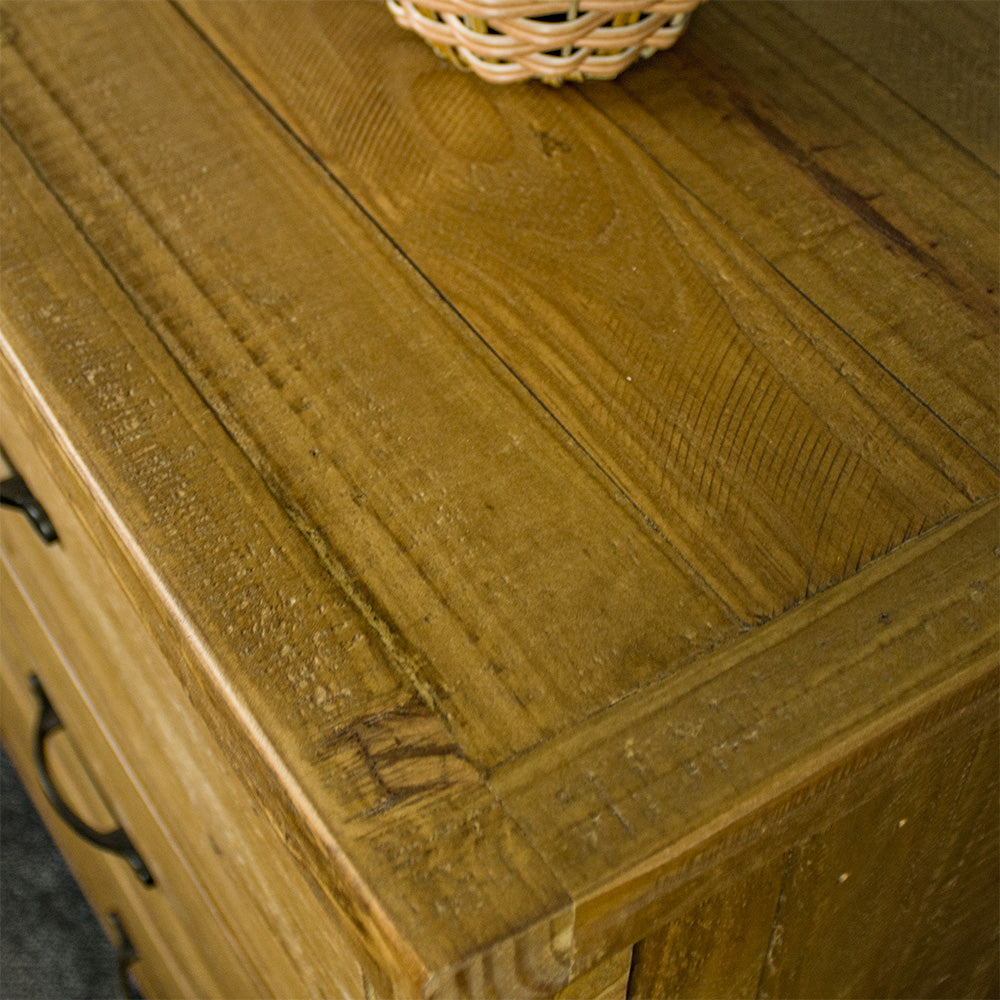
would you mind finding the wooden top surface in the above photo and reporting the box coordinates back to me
[1,1,997,993]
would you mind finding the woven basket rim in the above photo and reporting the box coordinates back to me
[394,0,698,18]
[387,0,701,83]
[434,11,685,53]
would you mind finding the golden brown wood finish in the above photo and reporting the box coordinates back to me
[556,947,632,1000]
[0,571,229,1000]
[756,688,1000,1000]
[0,567,266,999]
[180,0,998,621]
[787,0,999,171]
[591,1,998,466]
[0,0,733,774]
[626,676,1000,999]
[494,499,999,970]
[626,859,786,999]
[0,120,572,996]
[0,393,369,997]
[0,0,996,996]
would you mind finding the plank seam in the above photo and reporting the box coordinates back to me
[754,846,794,1000]
[766,1,999,177]
[485,496,998,780]
[575,89,999,482]
[166,0,741,627]
[2,113,579,990]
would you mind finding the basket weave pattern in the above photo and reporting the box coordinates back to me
[387,0,701,84]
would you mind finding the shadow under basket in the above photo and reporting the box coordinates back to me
[386,0,702,84]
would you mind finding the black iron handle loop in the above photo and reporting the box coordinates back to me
[1,472,58,543]
[30,675,154,886]
[110,913,143,1000]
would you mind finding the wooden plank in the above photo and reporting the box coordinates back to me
[626,856,786,999]
[757,695,999,999]
[0,0,733,771]
[492,499,999,972]
[586,0,999,467]
[1,429,365,996]
[785,0,999,171]
[555,946,632,1000]
[0,112,575,996]
[626,680,1000,999]
[178,0,998,622]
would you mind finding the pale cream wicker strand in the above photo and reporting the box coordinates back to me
[386,0,701,84]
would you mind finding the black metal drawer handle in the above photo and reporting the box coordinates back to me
[1,470,58,543]
[110,913,143,1000]
[30,675,154,886]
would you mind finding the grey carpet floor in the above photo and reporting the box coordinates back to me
[0,746,123,1000]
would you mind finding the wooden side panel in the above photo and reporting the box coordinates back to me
[494,500,999,973]
[625,679,999,999]
[626,857,786,999]
[0,474,364,996]
[758,692,1000,999]
[0,578,220,1000]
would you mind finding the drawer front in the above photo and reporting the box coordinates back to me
[1,374,372,997]
[0,567,254,1000]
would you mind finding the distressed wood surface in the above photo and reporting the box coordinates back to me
[787,0,999,171]
[589,1,999,467]
[1,121,573,996]
[180,0,998,621]
[0,0,733,773]
[1,396,370,997]
[493,499,999,970]
[0,0,996,995]
[625,672,999,999]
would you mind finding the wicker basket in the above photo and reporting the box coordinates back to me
[387,0,701,84]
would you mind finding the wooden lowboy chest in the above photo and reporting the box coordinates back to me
[1,2,997,996]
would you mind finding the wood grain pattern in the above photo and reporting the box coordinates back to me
[756,691,999,999]
[1,0,996,995]
[494,499,999,972]
[0,0,732,773]
[0,417,369,996]
[625,676,999,999]
[0,117,573,997]
[787,0,999,171]
[180,0,998,622]
[626,858,787,999]
[588,1,999,466]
